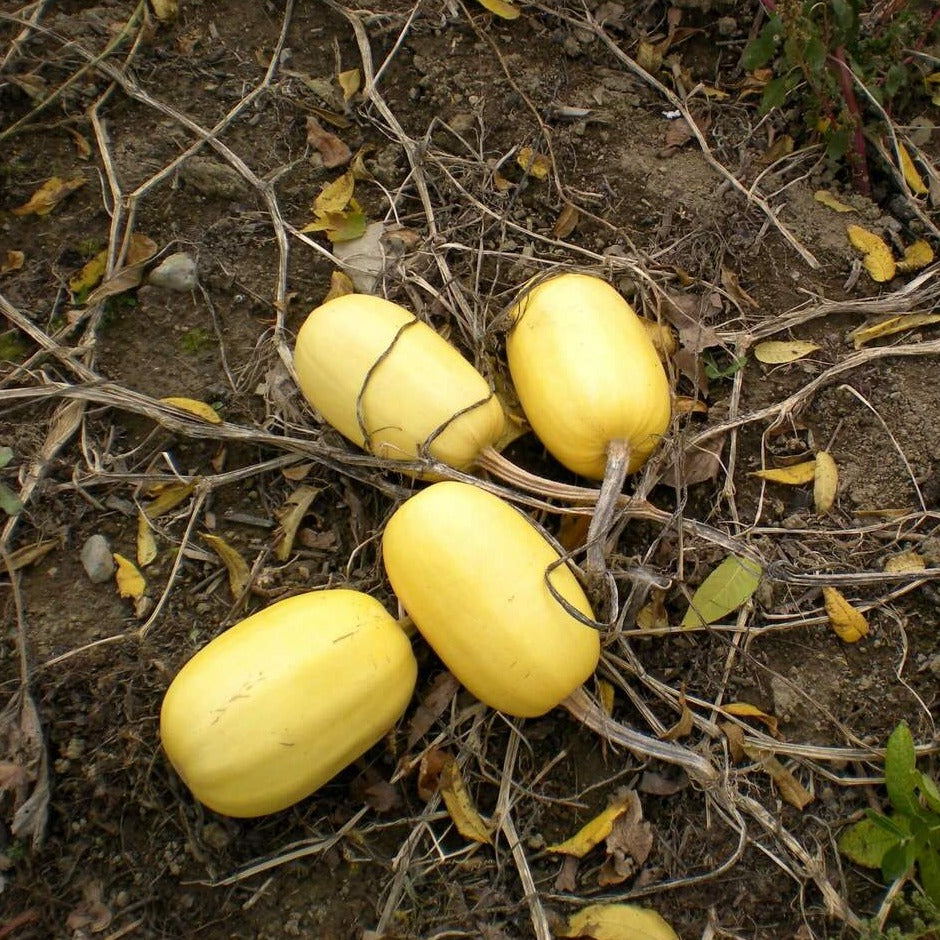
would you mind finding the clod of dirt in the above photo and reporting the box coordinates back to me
[180,157,250,201]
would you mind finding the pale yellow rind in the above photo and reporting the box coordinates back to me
[382,481,600,718]
[506,274,671,479]
[293,294,505,471]
[160,590,417,817]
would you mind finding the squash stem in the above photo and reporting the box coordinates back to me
[476,446,603,504]
[563,687,719,785]
[586,438,630,580]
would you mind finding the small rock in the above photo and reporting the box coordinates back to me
[717,16,738,36]
[81,535,115,583]
[147,252,198,291]
[180,157,249,201]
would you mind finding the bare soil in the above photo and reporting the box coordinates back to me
[1,2,938,939]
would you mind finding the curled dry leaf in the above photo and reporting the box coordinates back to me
[598,791,654,886]
[516,146,550,180]
[136,510,158,567]
[306,115,352,168]
[753,340,820,364]
[439,754,493,845]
[202,534,251,599]
[850,311,940,348]
[144,481,196,519]
[846,224,896,283]
[547,791,634,858]
[159,397,222,424]
[597,679,615,717]
[4,540,57,571]
[323,269,355,302]
[896,141,928,196]
[113,553,146,600]
[337,68,361,101]
[558,903,679,940]
[83,234,159,305]
[720,266,759,310]
[273,484,321,561]
[822,586,869,643]
[553,203,580,238]
[813,450,838,514]
[722,702,779,737]
[883,550,926,574]
[407,671,461,750]
[149,0,179,23]
[814,189,855,212]
[749,460,816,485]
[0,688,50,848]
[721,722,813,809]
[636,587,668,630]
[1,250,25,274]
[661,704,694,741]
[12,175,85,216]
[896,240,935,274]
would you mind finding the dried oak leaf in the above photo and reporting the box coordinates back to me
[306,115,352,168]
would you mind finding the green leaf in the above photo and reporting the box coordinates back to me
[0,446,13,469]
[682,555,762,629]
[882,839,916,881]
[0,482,22,516]
[804,34,826,74]
[838,817,899,868]
[826,128,850,161]
[760,75,790,113]
[918,843,940,906]
[918,772,940,814]
[885,721,920,817]
[830,0,858,37]
[867,810,912,840]
[885,64,908,99]
[742,18,781,71]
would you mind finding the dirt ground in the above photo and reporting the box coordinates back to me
[1,1,939,938]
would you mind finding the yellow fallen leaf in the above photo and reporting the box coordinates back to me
[337,68,361,101]
[636,40,663,73]
[492,170,513,192]
[69,249,108,300]
[850,312,940,349]
[202,533,251,599]
[159,397,222,424]
[823,586,869,643]
[672,396,708,416]
[439,754,493,845]
[473,0,521,19]
[639,320,677,359]
[723,701,779,737]
[114,553,146,600]
[896,240,935,274]
[814,189,855,213]
[636,587,668,629]
[323,269,355,302]
[558,903,679,940]
[144,481,196,519]
[750,460,816,485]
[12,176,85,216]
[137,510,158,567]
[813,450,838,514]
[847,225,896,283]
[516,146,550,180]
[149,0,179,22]
[273,484,322,561]
[597,679,615,717]
[547,793,632,857]
[68,128,92,159]
[744,746,814,809]
[702,85,729,99]
[314,171,356,216]
[1,250,25,275]
[884,550,926,574]
[661,704,694,741]
[896,141,928,195]
[753,340,820,364]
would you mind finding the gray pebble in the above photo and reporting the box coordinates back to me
[147,252,198,292]
[81,534,115,583]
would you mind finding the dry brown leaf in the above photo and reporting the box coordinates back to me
[598,791,653,886]
[850,312,940,348]
[749,460,816,485]
[661,704,694,741]
[554,854,580,893]
[149,0,179,22]
[66,881,112,933]
[362,778,401,814]
[547,792,632,857]
[814,190,855,213]
[407,672,461,750]
[756,134,793,167]
[883,550,926,574]
[813,450,838,514]
[895,240,935,274]
[273,484,322,561]
[597,679,615,717]
[12,176,85,216]
[0,687,49,848]
[417,747,448,801]
[661,117,694,153]
[637,40,664,72]
[4,540,57,571]
[639,319,678,359]
[68,128,92,159]
[473,0,521,18]
[553,203,580,238]
[1,250,25,275]
[306,115,352,168]
[720,267,759,309]
[323,269,355,302]
[822,586,869,643]
[846,224,896,283]
[636,587,668,630]
[672,396,708,416]
[159,397,222,424]
[113,553,146,600]
[83,234,158,305]
[136,510,158,567]
[337,68,361,101]
[745,746,814,810]
[282,462,315,482]
[753,340,820,364]
[492,170,513,192]
[896,141,928,195]
[516,146,550,180]
[723,702,779,737]
[440,754,493,845]
[202,533,251,599]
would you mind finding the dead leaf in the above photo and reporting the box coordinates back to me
[558,903,679,940]
[306,115,352,168]
[723,702,779,737]
[850,312,940,348]
[282,462,315,482]
[323,269,355,302]
[720,266,759,310]
[883,550,926,574]
[12,176,85,216]
[823,586,869,643]
[814,189,855,212]
[407,672,461,750]
[492,169,513,192]
[722,722,814,809]
[137,510,158,567]
[144,481,196,519]
[70,250,108,300]
[362,778,401,814]
[598,791,653,886]
[638,769,687,796]
[159,397,222,424]
[749,460,816,485]
[68,128,92,159]
[66,880,112,933]
[896,141,928,195]
[1,250,25,274]
[661,704,694,741]
[3,540,57,571]
[417,747,448,801]
[114,553,146,600]
[349,144,375,181]
[636,587,668,630]
[597,679,615,717]
[149,0,179,23]
[847,224,896,283]
[639,319,677,359]
[273,484,322,561]
[547,792,633,858]
[440,754,493,845]
[337,69,361,101]
[557,514,591,552]
[516,146,550,180]
[813,450,838,514]
[314,171,356,216]
[672,396,708,416]
[753,340,820,364]
[83,234,159,305]
[553,203,580,238]
[661,117,694,153]
[202,534,251,599]
[682,555,762,629]
[0,688,49,848]
[660,435,725,488]
[554,854,580,892]
[637,40,664,73]
[756,134,793,167]
[895,240,935,274]
[473,0,521,19]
